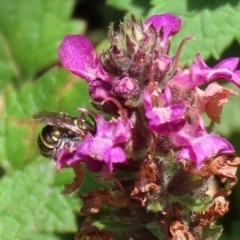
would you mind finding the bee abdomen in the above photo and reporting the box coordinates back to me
[38,125,63,158]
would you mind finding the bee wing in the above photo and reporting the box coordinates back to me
[32,111,82,134]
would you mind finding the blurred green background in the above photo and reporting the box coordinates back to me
[1,0,240,239]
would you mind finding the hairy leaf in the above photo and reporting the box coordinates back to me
[149,0,240,65]
[0,0,84,88]
[0,163,78,239]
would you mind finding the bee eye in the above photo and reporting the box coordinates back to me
[77,119,87,130]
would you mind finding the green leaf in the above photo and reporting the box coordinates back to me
[0,0,85,88]
[170,194,213,212]
[106,0,132,11]
[149,0,240,65]
[0,66,90,239]
[25,233,62,240]
[202,224,223,240]
[147,199,163,212]
[93,219,139,231]
[106,0,151,18]
[146,221,163,240]
[0,34,15,89]
[80,164,113,195]
[0,163,78,240]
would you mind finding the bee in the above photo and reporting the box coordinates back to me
[32,111,96,160]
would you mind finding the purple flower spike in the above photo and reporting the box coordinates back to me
[169,54,240,91]
[51,15,240,237]
[172,120,235,169]
[59,34,112,82]
[145,13,181,49]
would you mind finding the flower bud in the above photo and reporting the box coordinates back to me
[100,17,163,86]
[88,79,112,101]
[112,77,139,99]
[153,55,172,81]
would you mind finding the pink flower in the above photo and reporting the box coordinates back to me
[143,85,186,134]
[171,118,234,169]
[74,113,132,172]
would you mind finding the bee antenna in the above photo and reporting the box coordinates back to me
[77,108,97,118]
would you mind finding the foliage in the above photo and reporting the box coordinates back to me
[0,0,240,239]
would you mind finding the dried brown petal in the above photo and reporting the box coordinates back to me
[204,83,238,124]
[131,182,159,206]
[190,155,240,189]
[212,196,229,216]
[170,221,195,240]
[61,163,85,195]
[191,196,229,227]
[80,189,128,215]
[130,158,160,206]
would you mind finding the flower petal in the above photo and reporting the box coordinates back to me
[145,13,181,49]
[204,83,238,123]
[172,122,235,168]
[169,54,240,91]
[147,105,186,134]
[59,34,112,82]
